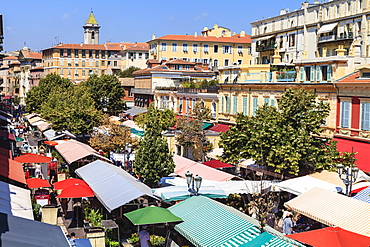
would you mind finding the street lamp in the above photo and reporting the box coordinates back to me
[123,143,133,171]
[336,164,359,196]
[185,171,202,195]
[100,96,109,113]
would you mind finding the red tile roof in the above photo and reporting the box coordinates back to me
[123,43,149,51]
[336,71,370,83]
[209,123,230,133]
[51,43,107,50]
[154,34,251,44]
[4,56,17,60]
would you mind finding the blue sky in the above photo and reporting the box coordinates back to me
[2,0,302,52]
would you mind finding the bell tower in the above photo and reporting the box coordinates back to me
[83,11,100,44]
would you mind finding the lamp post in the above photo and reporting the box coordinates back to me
[123,143,132,171]
[185,171,202,196]
[336,164,359,196]
[100,96,109,113]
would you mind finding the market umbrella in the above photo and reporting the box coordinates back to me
[124,205,183,225]
[54,178,89,190]
[56,183,94,198]
[202,160,234,169]
[44,141,58,146]
[14,154,52,163]
[26,178,51,188]
[288,227,370,247]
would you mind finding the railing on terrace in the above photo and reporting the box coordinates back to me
[155,86,219,94]
[241,71,297,83]
[318,32,354,43]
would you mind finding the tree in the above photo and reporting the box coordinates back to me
[80,74,126,114]
[118,67,141,78]
[40,85,102,136]
[219,87,354,176]
[89,115,132,153]
[134,104,175,186]
[176,102,211,161]
[135,104,176,132]
[26,73,73,112]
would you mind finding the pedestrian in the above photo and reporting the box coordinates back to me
[139,225,152,247]
[35,164,42,178]
[61,198,68,216]
[248,202,259,220]
[282,214,294,235]
[68,232,77,247]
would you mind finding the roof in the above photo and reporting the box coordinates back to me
[202,159,234,169]
[0,155,26,184]
[27,116,44,125]
[122,43,149,51]
[285,187,370,237]
[121,120,144,131]
[124,107,148,117]
[0,180,33,220]
[0,212,70,247]
[308,170,345,187]
[75,160,155,212]
[169,196,298,247]
[20,50,42,60]
[353,186,370,203]
[288,227,370,247]
[4,56,18,60]
[209,123,230,133]
[86,11,98,25]
[43,129,76,141]
[173,154,236,181]
[335,71,370,83]
[154,34,251,44]
[54,139,107,164]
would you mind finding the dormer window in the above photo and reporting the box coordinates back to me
[361,72,370,78]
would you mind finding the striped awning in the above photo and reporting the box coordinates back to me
[169,196,296,247]
[353,187,370,203]
[285,187,370,237]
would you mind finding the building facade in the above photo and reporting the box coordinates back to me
[121,43,149,70]
[83,12,100,45]
[148,24,252,69]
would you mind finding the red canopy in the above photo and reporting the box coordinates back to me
[0,155,26,184]
[56,182,94,198]
[26,178,51,188]
[334,137,370,172]
[209,123,230,133]
[202,160,234,169]
[54,178,89,190]
[14,154,52,163]
[288,227,370,247]
[44,141,58,146]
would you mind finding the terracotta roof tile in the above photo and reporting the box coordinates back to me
[154,34,251,44]
[29,52,42,59]
[336,72,370,83]
[5,56,17,60]
[48,44,107,50]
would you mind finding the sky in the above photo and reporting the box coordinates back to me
[1,0,304,52]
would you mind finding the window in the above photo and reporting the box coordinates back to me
[75,69,79,77]
[95,50,99,58]
[67,49,71,57]
[68,60,72,66]
[192,58,198,62]
[60,60,64,66]
[361,102,370,130]
[82,50,86,58]
[95,61,99,67]
[101,60,105,66]
[89,60,93,67]
[237,46,243,54]
[242,97,248,115]
[223,45,232,54]
[300,66,315,82]
[247,46,251,55]
[192,98,196,111]
[179,98,183,113]
[60,49,64,57]
[75,50,79,58]
[252,97,258,116]
[185,65,190,70]
[145,53,149,59]
[264,98,269,105]
[183,44,188,52]
[214,45,219,53]
[82,70,85,76]
[161,43,167,51]
[186,98,190,113]
[238,60,242,65]
[214,59,218,67]
[67,69,71,76]
[289,34,295,47]
[139,53,143,59]
[101,51,105,58]
[101,70,105,75]
[317,65,332,82]
[193,44,198,53]
[89,70,93,75]
[348,2,351,15]
[224,59,229,66]
[82,60,85,67]
[204,44,209,53]
[340,100,350,128]
[203,59,208,64]
[114,61,118,67]
[172,43,177,52]
[60,68,63,76]
[174,65,182,70]
[89,50,93,58]
[233,96,238,115]
[75,60,79,66]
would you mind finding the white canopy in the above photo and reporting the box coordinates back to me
[276,175,343,195]
[0,181,33,220]
[76,160,156,212]
[317,22,338,34]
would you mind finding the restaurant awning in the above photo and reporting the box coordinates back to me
[173,155,237,182]
[353,187,370,203]
[28,116,44,125]
[169,196,301,247]
[0,181,33,220]
[30,120,46,127]
[14,154,52,163]
[124,107,148,117]
[334,137,370,172]
[276,175,343,195]
[202,159,234,169]
[285,187,370,237]
[0,212,70,247]
[75,160,156,212]
[55,139,109,164]
[209,123,230,133]
[288,226,370,247]
[0,155,26,185]
[254,35,276,41]
[206,147,223,159]
[121,120,144,131]
[43,129,76,141]
[317,22,338,34]
[37,122,51,132]
[153,185,228,201]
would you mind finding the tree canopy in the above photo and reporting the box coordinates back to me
[118,67,141,78]
[25,73,73,112]
[80,74,126,114]
[219,87,353,176]
[134,104,175,186]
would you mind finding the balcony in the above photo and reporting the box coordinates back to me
[318,32,354,43]
[256,44,275,52]
[241,71,296,83]
[131,88,153,95]
[155,86,219,94]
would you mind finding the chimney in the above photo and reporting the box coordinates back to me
[240,31,245,37]
[152,34,156,40]
[194,32,198,37]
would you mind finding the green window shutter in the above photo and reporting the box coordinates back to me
[252,97,258,116]
[327,65,332,81]
[227,97,231,113]
[300,67,305,81]
[264,98,269,105]
[316,66,322,82]
[233,96,238,114]
[310,66,315,81]
[221,96,224,113]
[242,97,248,115]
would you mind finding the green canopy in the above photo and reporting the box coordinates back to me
[124,206,183,225]
[15,137,24,142]
[239,232,274,246]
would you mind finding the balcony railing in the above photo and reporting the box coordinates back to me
[256,44,275,52]
[240,71,297,83]
[155,86,219,94]
[318,32,354,43]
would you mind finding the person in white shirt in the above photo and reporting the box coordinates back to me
[138,225,152,247]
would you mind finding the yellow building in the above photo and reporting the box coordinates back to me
[148,24,252,68]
